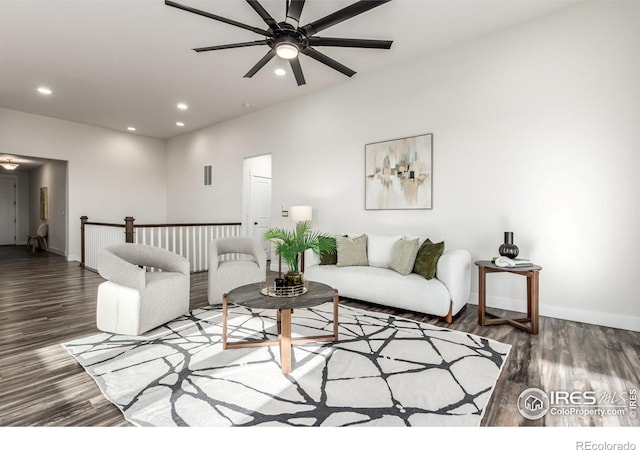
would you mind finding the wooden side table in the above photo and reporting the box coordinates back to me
[475,260,542,334]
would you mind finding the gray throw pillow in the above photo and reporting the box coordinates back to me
[336,234,368,267]
[413,239,445,280]
[389,238,420,275]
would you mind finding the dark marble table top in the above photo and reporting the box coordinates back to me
[226,281,336,310]
[475,260,542,272]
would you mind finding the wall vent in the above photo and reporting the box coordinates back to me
[204,165,212,186]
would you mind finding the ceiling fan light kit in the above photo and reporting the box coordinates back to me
[165,0,393,86]
[275,41,299,60]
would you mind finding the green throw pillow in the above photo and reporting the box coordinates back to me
[319,236,338,265]
[389,238,420,275]
[336,234,368,267]
[413,239,445,280]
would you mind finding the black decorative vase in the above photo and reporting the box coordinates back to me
[499,232,519,258]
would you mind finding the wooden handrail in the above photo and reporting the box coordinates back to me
[83,221,241,228]
[80,216,244,270]
[134,222,242,228]
[84,222,126,227]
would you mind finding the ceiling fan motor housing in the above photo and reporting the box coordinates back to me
[270,24,308,53]
[165,0,393,86]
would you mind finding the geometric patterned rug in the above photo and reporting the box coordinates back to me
[63,304,510,427]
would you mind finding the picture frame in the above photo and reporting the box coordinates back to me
[40,186,48,220]
[365,133,433,210]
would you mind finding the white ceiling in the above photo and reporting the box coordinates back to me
[0,0,578,140]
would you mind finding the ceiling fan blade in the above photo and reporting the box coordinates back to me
[193,40,268,52]
[244,49,276,78]
[301,47,356,78]
[301,0,391,36]
[286,0,305,26]
[165,0,269,36]
[289,58,306,86]
[308,37,392,49]
[246,0,280,30]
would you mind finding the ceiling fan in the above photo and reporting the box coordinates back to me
[165,0,393,86]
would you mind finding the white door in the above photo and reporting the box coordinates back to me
[0,177,16,245]
[249,175,272,259]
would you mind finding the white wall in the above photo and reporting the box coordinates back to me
[0,108,167,261]
[29,160,67,255]
[166,1,639,331]
[165,129,248,223]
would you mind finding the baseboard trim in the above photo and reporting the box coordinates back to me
[67,254,80,263]
[48,247,65,257]
[468,292,640,332]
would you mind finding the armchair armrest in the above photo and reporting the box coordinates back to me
[146,246,190,275]
[97,248,145,291]
[436,249,471,313]
[209,238,266,272]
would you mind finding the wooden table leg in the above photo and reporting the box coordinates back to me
[527,275,532,321]
[333,290,339,341]
[222,294,228,350]
[277,310,282,335]
[478,266,487,325]
[280,309,292,374]
[530,270,540,335]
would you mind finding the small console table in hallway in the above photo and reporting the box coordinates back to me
[475,260,542,335]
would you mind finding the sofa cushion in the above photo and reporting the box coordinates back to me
[320,252,337,265]
[304,264,452,317]
[389,238,420,275]
[336,234,368,267]
[367,234,402,268]
[413,239,445,280]
[319,236,338,265]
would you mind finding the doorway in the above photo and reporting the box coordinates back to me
[243,155,272,260]
[0,176,16,245]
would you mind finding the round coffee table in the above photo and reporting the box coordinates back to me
[222,281,339,374]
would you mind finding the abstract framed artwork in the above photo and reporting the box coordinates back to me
[40,186,48,220]
[365,133,433,210]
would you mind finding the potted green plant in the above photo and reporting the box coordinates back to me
[264,221,336,286]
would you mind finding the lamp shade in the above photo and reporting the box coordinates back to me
[289,205,312,222]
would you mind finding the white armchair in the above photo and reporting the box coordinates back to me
[96,243,190,335]
[208,237,267,305]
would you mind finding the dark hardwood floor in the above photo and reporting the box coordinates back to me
[0,245,638,427]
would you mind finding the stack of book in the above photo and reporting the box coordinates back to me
[492,256,534,268]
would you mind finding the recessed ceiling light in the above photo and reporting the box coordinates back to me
[127,126,136,131]
[177,102,188,110]
[37,86,52,95]
[176,122,185,127]
[274,68,286,76]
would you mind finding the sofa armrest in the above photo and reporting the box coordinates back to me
[303,249,321,270]
[436,249,471,313]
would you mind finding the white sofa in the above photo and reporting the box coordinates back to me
[303,235,471,323]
